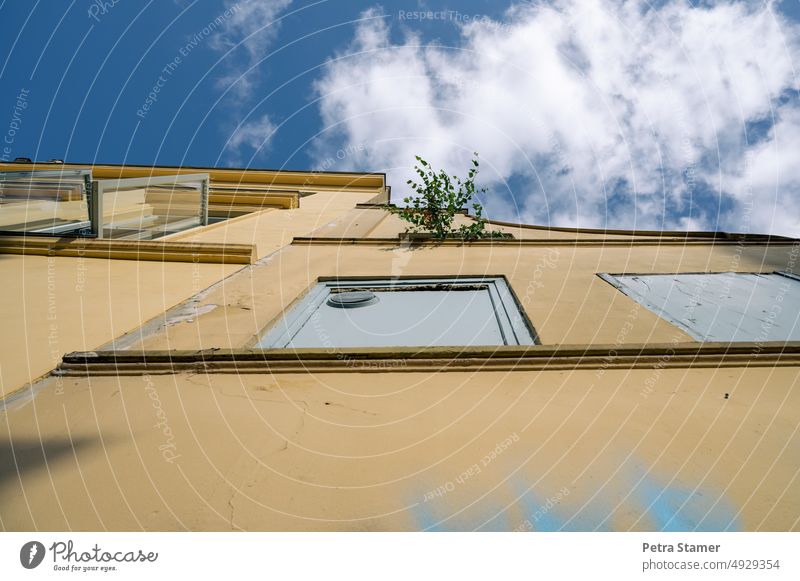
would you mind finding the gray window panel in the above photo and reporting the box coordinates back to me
[93,173,209,239]
[600,272,800,342]
[0,169,93,236]
[257,277,538,348]
[0,170,209,239]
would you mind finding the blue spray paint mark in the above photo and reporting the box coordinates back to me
[412,499,447,532]
[474,506,512,532]
[411,458,741,531]
[633,472,741,532]
[515,485,565,532]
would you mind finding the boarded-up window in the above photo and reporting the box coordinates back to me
[257,277,538,348]
[600,272,800,342]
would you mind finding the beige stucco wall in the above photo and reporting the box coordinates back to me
[2,178,798,532]
[1,366,797,531]
[0,254,238,397]
[0,191,376,395]
[174,191,379,259]
[129,235,795,351]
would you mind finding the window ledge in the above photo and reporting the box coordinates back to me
[54,341,800,377]
[0,235,256,264]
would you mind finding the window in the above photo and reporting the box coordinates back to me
[0,169,92,235]
[600,272,800,342]
[257,277,538,348]
[93,174,208,239]
[0,169,209,239]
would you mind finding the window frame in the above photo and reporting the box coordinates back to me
[0,169,93,236]
[257,275,539,348]
[91,173,209,238]
[0,169,210,238]
[598,270,800,342]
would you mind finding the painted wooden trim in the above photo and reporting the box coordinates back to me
[55,342,800,376]
[208,190,299,209]
[0,162,386,189]
[162,208,276,241]
[0,235,256,264]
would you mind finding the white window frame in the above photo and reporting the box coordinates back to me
[257,276,539,348]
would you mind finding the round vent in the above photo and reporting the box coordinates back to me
[327,291,378,308]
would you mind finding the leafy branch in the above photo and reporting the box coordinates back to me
[389,153,503,240]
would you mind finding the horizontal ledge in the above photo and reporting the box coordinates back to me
[346,207,796,243]
[1,161,386,189]
[291,236,799,247]
[484,218,796,242]
[208,189,299,209]
[56,342,800,376]
[0,236,256,264]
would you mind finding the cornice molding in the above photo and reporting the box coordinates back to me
[291,236,799,247]
[0,235,256,264]
[55,342,800,376]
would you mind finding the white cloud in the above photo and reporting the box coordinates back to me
[211,0,292,98]
[313,1,800,236]
[227,113,277,154]
[211,0,292,60]
[211,0,292,163]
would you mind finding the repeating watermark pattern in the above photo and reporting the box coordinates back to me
[507,248,561,331]
[343,358,407,370]
[596,301,642,378]
[192,253,202,294]
[74,250,89,293]
[87,0,122,23]
[513,487,571,531]
[636,273,712,399]
[1,88,29,162]
[422,433,519,502]
[308,311,408,370]
[137,4,241,119]
[46,251,63,397]
[137,58,181,120]
[397,10,504,26]
[301,141,366,227]
[143,374,181,463]
[524,248,561,296]
[635,239,800,399]
[390,238,414,277]
[749,242,800,355]
[313,142,365,173]
[722,198,754,282]
[303,142,367,191]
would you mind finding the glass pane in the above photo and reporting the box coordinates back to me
[0,169,91,234]
[98,176,205,239]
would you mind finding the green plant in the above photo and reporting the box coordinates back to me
[390,153,501,240]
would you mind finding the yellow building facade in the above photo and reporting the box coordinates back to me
[1,160,798,531]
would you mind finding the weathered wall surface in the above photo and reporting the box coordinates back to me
[130,239,796,350]
[174,192,379,259]
[0,192,376,396]
[2,183,797,532]
[0,255,238,397]
[1,367,797,531]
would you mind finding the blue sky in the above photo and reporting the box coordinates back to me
[0,0,506,168]
[1,0,799,235]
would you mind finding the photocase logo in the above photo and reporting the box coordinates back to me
[19,541,45,569]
